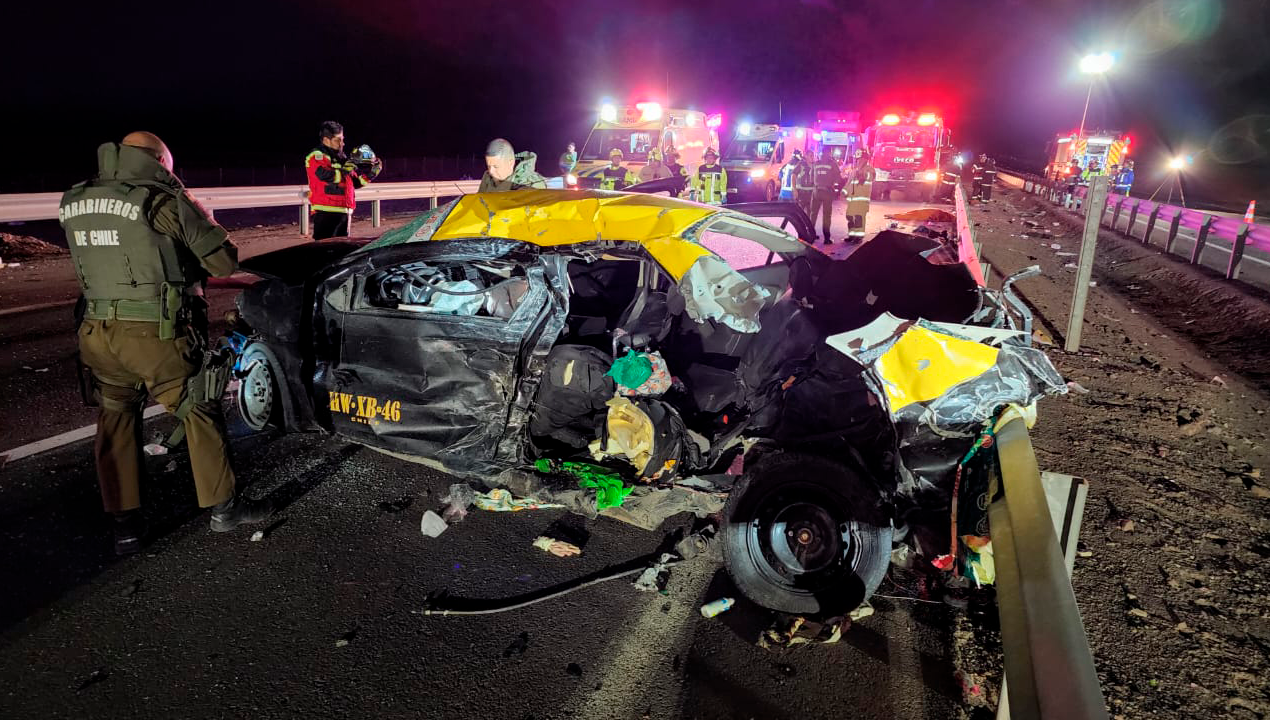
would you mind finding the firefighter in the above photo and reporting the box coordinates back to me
[559,142,577,177]
[971,154,986,202]
[599,148,637,191]
[843,150,875,243]
[794,151,816,217]
[61,132,271,554]
[1113,160,1135,195]
[936,153,959,202]
[637,148,672,183]
[692,148,728,205]
[480,138,547,192]
[662,146,689,196]
[809,148,843,243]
[779,149,804,201]
[981,155,997,202]
[306,121,382,240]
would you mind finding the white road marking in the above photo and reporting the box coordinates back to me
[0,299,77,318]
[1,404,165,466]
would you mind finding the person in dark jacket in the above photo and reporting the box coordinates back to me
[809,149,843,243]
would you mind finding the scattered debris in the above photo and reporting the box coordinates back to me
[1066,381,1091,394]
[419,510,448,538]
[1056,251,1077,257]
[250,530,265,542]
[532,536,581,557]
[699,597,735,618]
[441,483,475,522]
[1118,518,1136,533]
[503,631,530,657]
[849,602,876,621]
[249,517,287,542]
[76,668,109,692]
[0,232,66,261]
[886,208,955,223]
[1050,243,1062,250]
[163,460,178,472]
[1211,375,1228,388]
[633,553,675,592]
[142,443,168,456]
[335,626,358,647]
[757,614,848,649]
[473,488,566,512]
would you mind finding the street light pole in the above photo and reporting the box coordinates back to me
[1076,79,1095,141]
[1076,52,1113,141]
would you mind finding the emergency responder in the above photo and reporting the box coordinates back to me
[936,153,960,202]
[1081,159,1103,184]
[598,149,637,191]
[306,121,382,240]
[809,148,843,243]
[662,146,689,196]
[779,149,804,201]
[559,142,577,177]
[1113,160,1134,195]
[843,150,875,243]
[981,155,997,202]
[692,148,728,205]
[637,148,673,184]
[61,132,270,554]
[793,151,816,216]
[479,138,548,192]
[971,154,986,202]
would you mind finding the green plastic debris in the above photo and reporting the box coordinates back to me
[606,352,653,391]
[534,459,632,509]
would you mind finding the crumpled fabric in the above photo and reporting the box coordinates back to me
[590,396,655,474]
[678,255,770,333]
[609,351,672,397]
[473,488,565,512]
[598,485,726,531]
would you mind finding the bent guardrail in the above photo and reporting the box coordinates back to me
[997,170,1270,289]
[991,414,1108,720]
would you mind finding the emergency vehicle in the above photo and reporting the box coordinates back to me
[573,103,720,189]
[1044,130,1131,181]
[863,111,951,202]
[812,111,863,171]
[721,123,814,201]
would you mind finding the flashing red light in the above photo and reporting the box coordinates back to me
[705,113,722,129]
[636,102,662,122]
[881,113,901,125]
[916,113,937,126]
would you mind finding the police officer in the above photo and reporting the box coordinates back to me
[692,148,728,205]
[600,148,637,191]
[61,132,270,554]
[480,138,548,192]
[843,151,875,243]
[662,146,689,196]
[305,121,382,240]
[794,151,816,217]
[809,148,843,243]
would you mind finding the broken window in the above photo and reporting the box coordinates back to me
[362,259,529,320]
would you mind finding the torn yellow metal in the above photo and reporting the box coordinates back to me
[874,325,1001,411]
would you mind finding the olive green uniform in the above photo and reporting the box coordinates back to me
[479,151,548,192]
[60,143,240,513]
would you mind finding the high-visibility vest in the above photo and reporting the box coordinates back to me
[600,165,635,191]
[693,164,728,204]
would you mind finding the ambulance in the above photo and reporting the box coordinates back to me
[811,110,864,171]
[721,122,815,202]
[863,111,952,202]
[572,102,721,189]
[1044,130,1131,181]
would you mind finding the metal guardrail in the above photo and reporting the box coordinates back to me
[955,180,989,286]
[991,415,1108,720]
[0,180,485,235]
[998,171,1270,286]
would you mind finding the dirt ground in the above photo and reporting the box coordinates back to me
[966,185,1270,718]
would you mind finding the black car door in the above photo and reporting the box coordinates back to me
[311,241,559,475]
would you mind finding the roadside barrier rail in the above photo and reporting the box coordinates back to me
[997,170,1270,287]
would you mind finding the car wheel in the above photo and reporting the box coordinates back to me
[236,343,281,431]
[764,182,776,202]
[723,452,891,615]
[870,182,883,201]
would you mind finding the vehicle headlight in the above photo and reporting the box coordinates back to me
[566,173,578,185]
[924,171,938,182]
[749,169,766,178]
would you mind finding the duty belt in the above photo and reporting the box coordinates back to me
[83,298,163,322]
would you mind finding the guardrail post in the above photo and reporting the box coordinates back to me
[1227,224,1251,280]
[1108,197,1123,229]
[429,196,438,211]
[1164,209,1182,255]
[1142,206,1161,246]
[1066,175,1109,352]
[300,201,310,236]
[1125,201,1140,237]
[1190,214,1214,265]
[372,199,382,228]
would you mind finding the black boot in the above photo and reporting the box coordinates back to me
[113,510,146,556]
[209,495,273,533]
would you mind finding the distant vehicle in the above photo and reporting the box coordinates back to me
[812,110,863,171]
[1044,130,1131,181]
[572,103,720,188]
[864,111,951,202]
[721,123,814,202]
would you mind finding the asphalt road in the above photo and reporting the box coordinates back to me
[0,197,968,720]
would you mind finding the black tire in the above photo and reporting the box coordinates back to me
[723,452,891,615]
[764,182,776,203]
[236,343,282,431]
[870,182,883,201]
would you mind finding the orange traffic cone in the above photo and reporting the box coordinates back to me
[1246,200,1256,224]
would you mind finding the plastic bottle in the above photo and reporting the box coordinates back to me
[699,597,735,618]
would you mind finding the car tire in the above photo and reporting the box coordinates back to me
[764,182,776,203]
[870,182,883,201]
[236,343,282,431]
[723,452,891,615]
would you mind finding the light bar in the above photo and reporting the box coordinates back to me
[599,103,618,123]
[917,113,938,126]
[706,113,722,129]
[881,113,901,125]
[795,129,805,139]
[1056,137,1072,144]
[636,102,662,122]
[738,121,753,136]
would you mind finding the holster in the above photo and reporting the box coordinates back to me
[163,341,234,448]
[159,282,181,341]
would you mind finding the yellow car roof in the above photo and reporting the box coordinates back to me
[421,190,721,280]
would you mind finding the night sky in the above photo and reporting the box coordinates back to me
[14,0,1270,204]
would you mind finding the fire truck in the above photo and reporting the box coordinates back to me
[811,110,863,171]
[721,123,814,201]
[573,102,721,188]
[863,111,951,202]
[1044,130,1131,181]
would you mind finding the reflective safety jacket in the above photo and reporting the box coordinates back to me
[972,162,985,181]
[793,161,816,192]
[1114,168,1134,191]
[60,143,238,309]
[306,146,377,213]
[692,164,728,205]
[780,161,799,194]
[599,164,637,191]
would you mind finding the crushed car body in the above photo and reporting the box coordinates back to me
[231,188,1065,615]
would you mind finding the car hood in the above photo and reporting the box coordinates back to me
[238,239,368,282]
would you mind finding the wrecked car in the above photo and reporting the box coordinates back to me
[230,189,1063,615]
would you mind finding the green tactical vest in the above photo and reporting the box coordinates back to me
[60,181,198,302]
